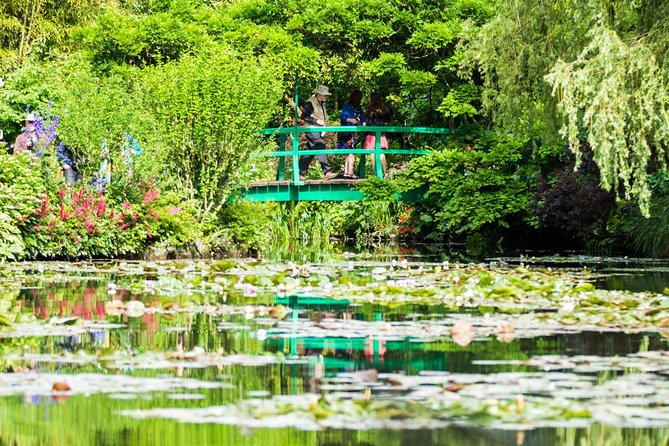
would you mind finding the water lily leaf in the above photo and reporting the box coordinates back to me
[211,260,236,272]
[0,314,12,327]
[477,306,495,314]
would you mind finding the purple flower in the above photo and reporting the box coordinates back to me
[92,176,107,192]
[56,142,73,166]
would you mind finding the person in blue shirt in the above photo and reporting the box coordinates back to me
[336,90,365,178]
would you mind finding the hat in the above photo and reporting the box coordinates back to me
[25,113,37,122]
[313,85,332,96]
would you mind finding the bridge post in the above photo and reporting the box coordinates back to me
[358,151,366,179]
[276,134,286,180]
[374,129,383,179]
[291,127,301,184]
[292,71,302,185]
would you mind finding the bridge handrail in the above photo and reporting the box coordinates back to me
[261,125,450,183]
[261,125,451,135]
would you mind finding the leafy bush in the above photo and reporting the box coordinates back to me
[76,10,210,69]
[611,170,669,257]
[0,212,23,259]
[0,153,48,258]
[217,201,274,256]
[396,134,537,235]
[141,49,284,213]
[22,185,160,258]
[532,154,615,243]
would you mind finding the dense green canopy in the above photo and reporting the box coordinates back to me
[462,0,669,214]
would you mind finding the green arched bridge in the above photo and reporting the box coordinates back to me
[239,125,451,202]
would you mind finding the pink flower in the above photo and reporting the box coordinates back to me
[167,207,181,215]
[142,188,160,205]
[96,196,107,218]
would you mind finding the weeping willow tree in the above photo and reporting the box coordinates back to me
[462,0,669,215]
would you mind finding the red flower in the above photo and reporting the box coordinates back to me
[96,196,107,218]
[142,188,160,206]
[37,195,49,217]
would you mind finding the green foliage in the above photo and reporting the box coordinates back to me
[438,83,479,119]
[462,0,669,215]
[615,196,669,258]
[52,61,163,183]
[142,49,284,212]
[268,202,336,242]
[358,177,399,202]
[0,0,104,69]
[612,170,669,257]
[315,199,398,240]
[148,190,204,248]
[0,212,24,259]
[408,20,462,50]
[397,134,536,234]
[76,10,210,68]
[0,153,46,222]
[218,201,275,255]
[545,27,669,216]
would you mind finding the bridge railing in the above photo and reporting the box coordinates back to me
[259,125,451,184]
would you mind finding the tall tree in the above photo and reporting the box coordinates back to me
[462,0,669,214]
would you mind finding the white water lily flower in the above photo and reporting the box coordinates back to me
[561,301,576,312]
[125,300,146,317]
[396,279,416,288]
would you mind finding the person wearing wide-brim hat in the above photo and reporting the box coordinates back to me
[298,85,337,180]
[13,113,38,154]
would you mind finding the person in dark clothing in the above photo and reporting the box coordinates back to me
[13,113,38,154]
[337,90,365,178]
[299,85,337,181]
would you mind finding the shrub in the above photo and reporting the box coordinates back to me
[0,153,48,258]
[395,133,537,235]
[532,154,615,243]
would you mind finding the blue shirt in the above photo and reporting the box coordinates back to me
[340,104,365,126]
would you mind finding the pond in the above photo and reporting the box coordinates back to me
[1,251,669,445]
